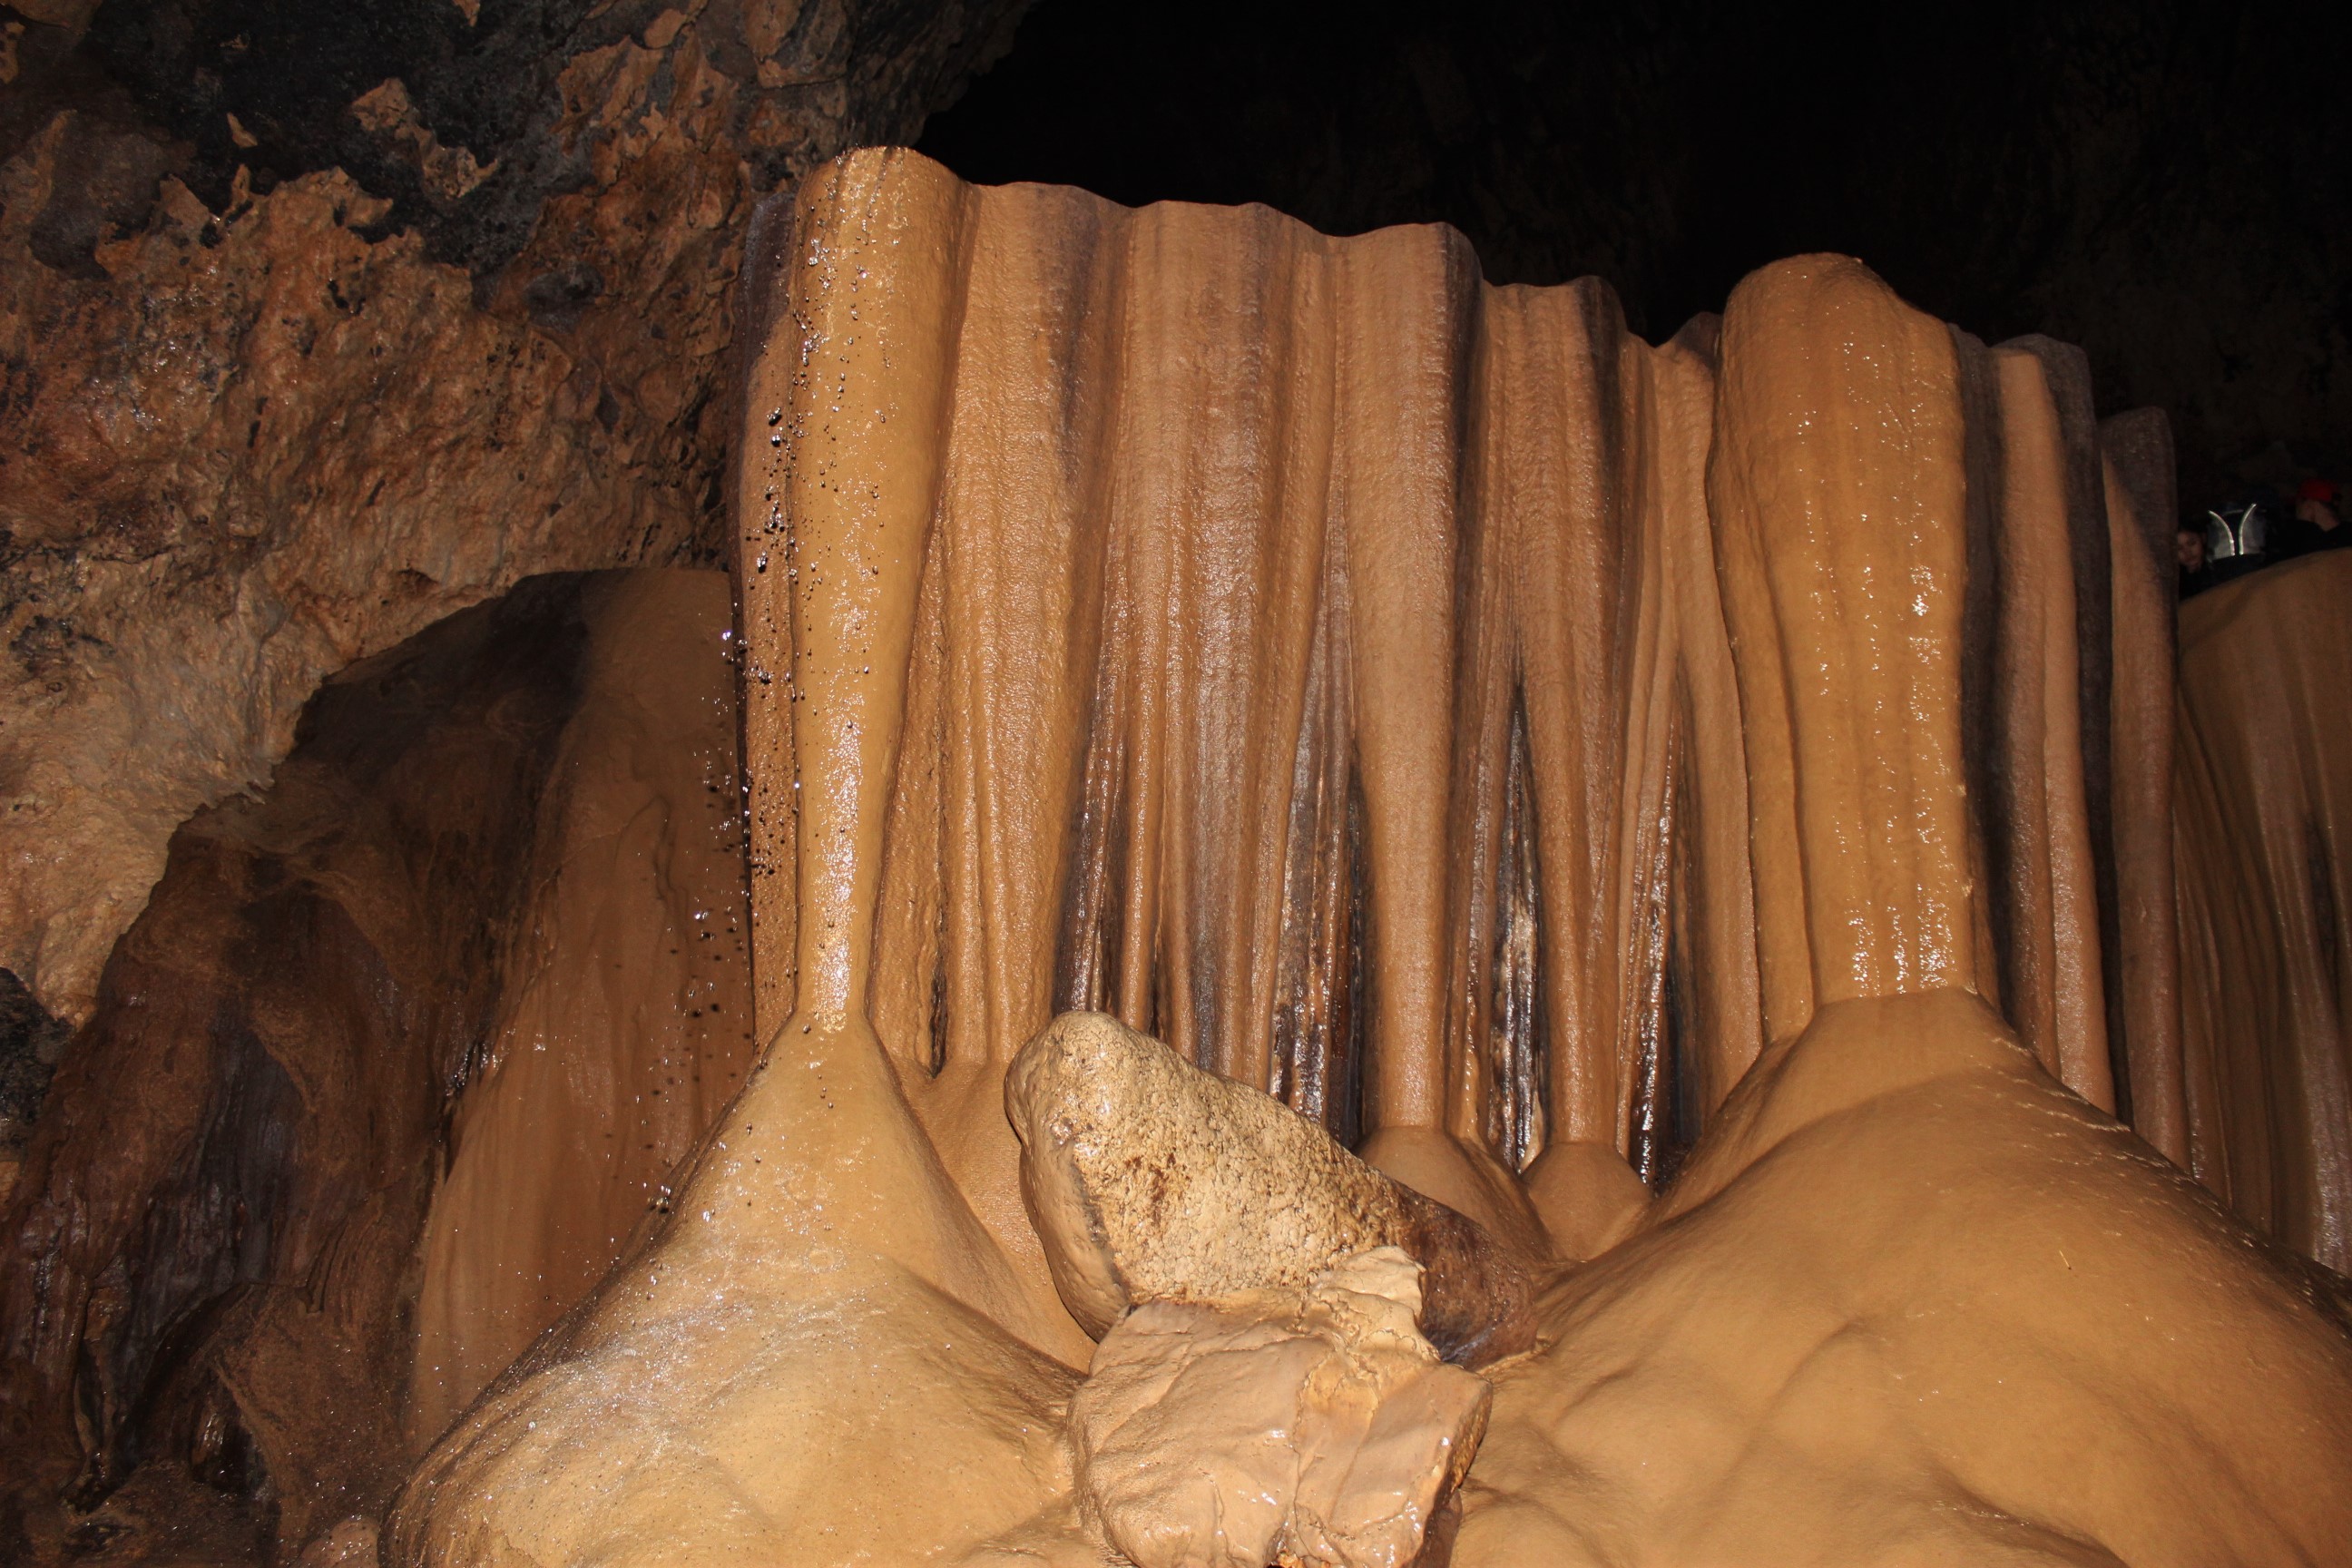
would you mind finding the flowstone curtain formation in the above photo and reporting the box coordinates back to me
[2173,553,2352,1271]
[379,149,2352,1568]
[729,147,2182,1243]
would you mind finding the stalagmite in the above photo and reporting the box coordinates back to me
[380,149,2352,1567]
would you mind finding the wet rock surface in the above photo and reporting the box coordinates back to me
[2,76,2348,1568]
[2173,550,2352,1270]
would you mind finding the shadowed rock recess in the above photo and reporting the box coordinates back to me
[0,570,754,1562]
[371,149,2351,1567]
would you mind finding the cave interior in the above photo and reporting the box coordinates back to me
[2,2,2350,1564]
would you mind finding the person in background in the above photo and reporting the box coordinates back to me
[2180,479,2347,600]
[2178,523,2212,599]
[2294,477,2341,533]
[2258,477,2346,564]
[2191,495,2276,596]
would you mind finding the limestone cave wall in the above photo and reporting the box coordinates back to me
[0,0,1027,1025]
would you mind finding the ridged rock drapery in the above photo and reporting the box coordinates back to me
[729,152,2182,1224]
[383,150,2352,1568]
[2174,551,2352,1273]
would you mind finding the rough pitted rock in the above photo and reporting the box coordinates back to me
[1007,1012,1538,1367]
[0,969,71,1201]
[0,0,1028,1022]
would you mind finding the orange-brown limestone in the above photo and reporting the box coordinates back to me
[1708,256,1976,1031]
[2099,408,2188,1161]
[732,152,1805,1238]
[2174,550,2352,1272]
[386,149,2352,1566]
[1461,260,2352,1563]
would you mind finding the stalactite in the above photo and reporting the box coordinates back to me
[2100,407,2188,1157]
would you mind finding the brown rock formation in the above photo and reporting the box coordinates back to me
[2099,407,2188,1162]
[2174,551,2352,1273]
[0,969,71,1200]
[386,148,2352,1565]
[1460,258,2352,1562]
[728,149,2177,1207]
[0,569,750,1562]
[0,0,1026,1024]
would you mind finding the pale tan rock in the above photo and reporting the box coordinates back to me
[1071,1247,1488,1568]
[1007,1011,1537,1366]
[1455,991,2352,1566]
[383,1017,1093,1568]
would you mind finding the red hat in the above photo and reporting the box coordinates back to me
[2298,477,2338,503]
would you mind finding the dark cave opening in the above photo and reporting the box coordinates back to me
[918,0,2352,511]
